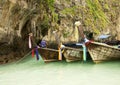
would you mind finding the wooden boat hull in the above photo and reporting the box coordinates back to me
[88,42,120,63]
[62,47,83,62]
[38,48,59,63]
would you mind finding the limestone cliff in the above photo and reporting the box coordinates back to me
[0,0,119,64]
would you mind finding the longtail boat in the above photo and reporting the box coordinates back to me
[62,43,84,62]
[87,42,120,63]
[38,48,59,63]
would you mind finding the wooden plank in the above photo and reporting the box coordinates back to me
[63,46,83,51]
[92,42,120,50]
[39,48,59,52]
[44,59,59,63]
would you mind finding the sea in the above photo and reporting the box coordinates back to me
[0,55,120,85]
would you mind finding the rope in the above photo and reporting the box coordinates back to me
[15,50,32,64]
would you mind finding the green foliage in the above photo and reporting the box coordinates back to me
[63,30,70,38]
[47,0,58,22]
[39,0,58,24]
[85,0,109,33]
[40,14,50,30]
[52,12,58,22]
[59,0,110,34]
[60,6,77,16]
[46,0,55,11]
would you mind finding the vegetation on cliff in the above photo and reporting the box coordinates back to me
[0,0,119,64]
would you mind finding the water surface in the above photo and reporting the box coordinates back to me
[0,56,120,85]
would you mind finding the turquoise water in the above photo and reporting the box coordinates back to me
[0,56,120,85]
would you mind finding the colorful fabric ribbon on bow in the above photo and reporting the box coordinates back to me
[35,48,39,60]
[58,43,65,60]
[29,36,32,48]
[31,48,40,60]
[58,47,62,60]
[32,49,35,58]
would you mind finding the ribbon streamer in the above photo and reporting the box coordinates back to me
[32,49,35,58]
[35,48,39,60]
[29,36,32,48]
[58,44,63,60]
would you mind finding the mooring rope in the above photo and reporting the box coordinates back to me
[15,50,32,64]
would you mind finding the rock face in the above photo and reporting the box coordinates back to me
[116,17,120,40]
[0,0,119,64]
